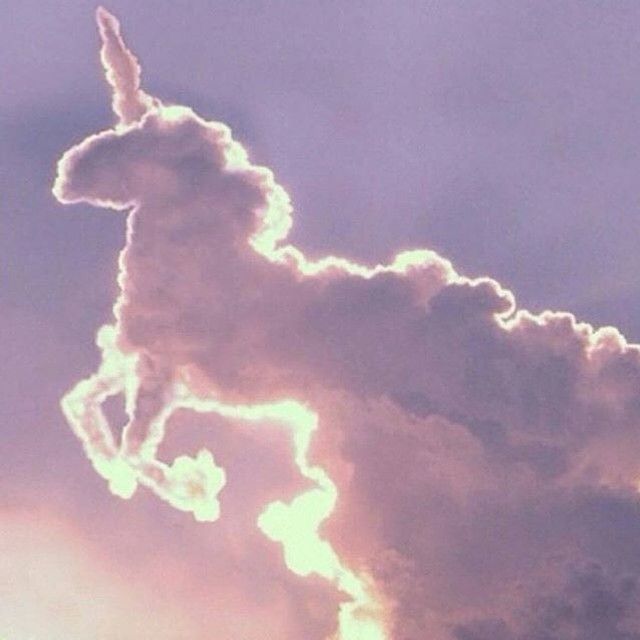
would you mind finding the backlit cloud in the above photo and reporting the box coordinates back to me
[52,8,640,639]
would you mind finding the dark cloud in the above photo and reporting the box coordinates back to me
[455,562,640,640]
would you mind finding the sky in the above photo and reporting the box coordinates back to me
[4,2,640,639]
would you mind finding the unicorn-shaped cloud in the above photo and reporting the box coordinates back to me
[52,8,640,639]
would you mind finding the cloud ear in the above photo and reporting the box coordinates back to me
[96,7,156,125]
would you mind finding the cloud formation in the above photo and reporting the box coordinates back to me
[52,8,640,639]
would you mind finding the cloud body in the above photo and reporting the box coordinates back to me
[51,8,640,639]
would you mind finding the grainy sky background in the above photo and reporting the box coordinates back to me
[4,2,640,639]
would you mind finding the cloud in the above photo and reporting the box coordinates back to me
[52,9,640,639]
[0,502,343,640]
[454,562,640,640]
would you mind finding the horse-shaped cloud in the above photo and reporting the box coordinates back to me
[53,8,640,640]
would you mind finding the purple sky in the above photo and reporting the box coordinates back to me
[4,2,640,639]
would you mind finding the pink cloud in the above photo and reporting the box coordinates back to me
[49,8,640,639]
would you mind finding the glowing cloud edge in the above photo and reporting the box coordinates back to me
[52,8,640,640]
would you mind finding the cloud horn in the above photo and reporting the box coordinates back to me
[96,6,156,125]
